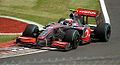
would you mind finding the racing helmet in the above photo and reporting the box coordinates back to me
[63,19,73,26]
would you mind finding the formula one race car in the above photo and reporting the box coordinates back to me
[16,8,111,51]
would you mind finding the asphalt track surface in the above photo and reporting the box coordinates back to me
[0,0,120,65]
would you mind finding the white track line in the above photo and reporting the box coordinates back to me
[0,16,44,35]
[0,50,48,59]
[0,33,22,35]
[99,0,111,24]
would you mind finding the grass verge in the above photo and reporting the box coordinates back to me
[0,35,19,42]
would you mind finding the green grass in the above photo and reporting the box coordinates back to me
[0,35,19,42]
[0,0,100,42]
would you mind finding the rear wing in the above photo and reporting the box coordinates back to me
[70,8,98,17]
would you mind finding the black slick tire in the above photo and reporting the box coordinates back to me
[22,24,39,37]
[64,29,80,50]
[96,23,111,42]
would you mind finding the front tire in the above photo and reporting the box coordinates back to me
[64,29,80,50]
[22,24,39,37]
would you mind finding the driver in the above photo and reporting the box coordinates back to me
[62,19,73,26]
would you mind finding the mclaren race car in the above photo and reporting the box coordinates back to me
[16,8,111,51]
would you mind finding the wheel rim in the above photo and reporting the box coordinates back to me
[105,26,111,41]
[106,27,111,40]
[72,31,80,49]
[65,43,71,50]
[33,27,39,37]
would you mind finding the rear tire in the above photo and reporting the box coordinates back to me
[22,24,39,37]
[96,23,111,42]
